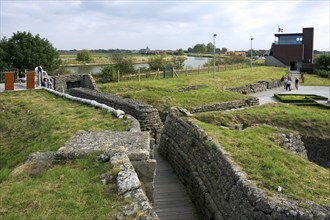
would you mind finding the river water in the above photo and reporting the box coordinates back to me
[65,56,211,74]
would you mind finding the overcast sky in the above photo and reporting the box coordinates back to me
[1,0,329,51]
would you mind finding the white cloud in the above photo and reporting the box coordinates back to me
[1,0,329,51]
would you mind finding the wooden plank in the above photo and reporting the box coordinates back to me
[154,149,199,220]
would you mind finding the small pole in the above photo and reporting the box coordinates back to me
[213,33,217,78]
[117,70,120,82]
[250,38,254,72]
[138,68,141,82]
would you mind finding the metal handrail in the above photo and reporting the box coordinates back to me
[42,71,54,89]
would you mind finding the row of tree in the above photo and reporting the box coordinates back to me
[187,43,227,54]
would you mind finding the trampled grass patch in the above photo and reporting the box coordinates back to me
[192,119,330,206]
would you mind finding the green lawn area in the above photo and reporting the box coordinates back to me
[301,74,330,86]
[0,90,131,219]
[192,104,330,206]
[97,66,286,111]
[194,103,330,139]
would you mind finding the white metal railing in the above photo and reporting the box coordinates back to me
[41,71,54,89]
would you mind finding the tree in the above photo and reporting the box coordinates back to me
[111,54,135,75]
[174,48,185,56]
[1,31,61,73]
[193,43,207,53]
[0,37,10,69]
[76,49,93,63]
[187,47,194,53]
[206,42,215,53]
[315,54,330,69]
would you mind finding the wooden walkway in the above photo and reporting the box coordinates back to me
[154,149,199,220]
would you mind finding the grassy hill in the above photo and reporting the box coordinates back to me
[192,104,330,206]
[0,90,131,219]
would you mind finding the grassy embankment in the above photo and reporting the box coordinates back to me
[0,90,131,219]
[60,53,174,66]
[98,66,287,111]
[97,65,329,206]
[192,103,330,206]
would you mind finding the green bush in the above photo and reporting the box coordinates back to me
[111,54,135,75]
[299,67,314,74]
[315,54,330,69]
[314,69,330,78]
[101,65,117,82]
[148,55,166,71]
[76,49,93,63]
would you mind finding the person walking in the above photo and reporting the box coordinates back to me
[295,77,299,90]
[286,78,291,91]
[34,64,43,87]
[283,77,288,90]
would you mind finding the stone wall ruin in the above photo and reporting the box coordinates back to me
[158,108,330,219]
[52,74,97,93]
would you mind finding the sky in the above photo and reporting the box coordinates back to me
[1,0,329,51]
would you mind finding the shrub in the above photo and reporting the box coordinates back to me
[299,67,314,74]
[148,55,166,71]
[111,54,135,75]
[76,49,93,63]
[315,54,330,69]
[101,65,117,82]
[314,69,330,78]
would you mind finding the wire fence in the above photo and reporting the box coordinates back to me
[119,62,262,81]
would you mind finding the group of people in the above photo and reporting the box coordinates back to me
[281,75,299,91]
[34,64,50,88]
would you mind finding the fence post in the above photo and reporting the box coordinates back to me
[118,70,120,82]
[138,68,141,82]
[198,65,200,74]
[208,64,210,73]
[186,66,188,76]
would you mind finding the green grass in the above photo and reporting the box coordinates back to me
[194,103,330,139]
[97,66,286,111]
[274,94,328,103]
[301,74,330,86]
[0,90,130,181]
[0,90,133,219]
[60,53,176,65]
[0,153,130,219]
[192,118,330,206]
